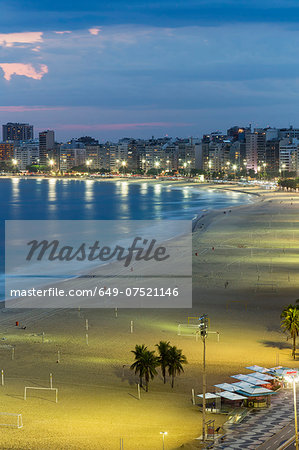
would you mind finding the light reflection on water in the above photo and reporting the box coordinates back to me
[11,178,20,201]
[0,178,252,294]
[85,180,94,205]
[48,179,57,202]
[0,178,252,223]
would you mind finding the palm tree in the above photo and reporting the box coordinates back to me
[167,346,187,388]
[156,341,171,383]
[281,305,299,359]
[130,344,147,388]
[141,349,160,392]
[130,345,159,391]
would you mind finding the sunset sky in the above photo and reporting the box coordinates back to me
[1,1,299,140]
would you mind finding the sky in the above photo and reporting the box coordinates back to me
[1,0,299,141]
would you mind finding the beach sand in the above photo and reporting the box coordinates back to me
[0,183,298,449]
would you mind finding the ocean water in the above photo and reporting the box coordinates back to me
[0,178,252,297]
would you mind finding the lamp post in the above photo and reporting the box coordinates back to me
[166,159,170,173]
[121,160,127,175]
[183,161,187,176]
[208,160,212,179]
[263,162,267,178]
[86,159,92,174]
[160,431,167,450]
[226,161,230,178]
[257,165,261,179]
[294,378,298,450]
[287,371,298,450]
[232,164,237,179]
[11,158,18,173]
[199,314,209,442]
[282,163,286,178]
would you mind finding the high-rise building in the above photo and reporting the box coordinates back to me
[2,123,33,141]
[39,130,55,165]
[245,130,266,172]
[265,140,279,173]
[279,138,298,173]
[14,140,39,170]
[0,142,14,160]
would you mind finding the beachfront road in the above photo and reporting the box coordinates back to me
[257,422,296,449]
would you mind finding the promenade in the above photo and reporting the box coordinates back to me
[213,388,297,449]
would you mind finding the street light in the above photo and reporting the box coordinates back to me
[86,159,92,173]
[286,371,298,450]
[11,158,18,172]
[199,314,209,442]
[232,164,237,179]
[257,165,261,179]
[154,161,160,168]
[49,159,55,167]
[121,161,127,174]
[160,431,167,450]
[282,163,286,178]
[293,377,298,450]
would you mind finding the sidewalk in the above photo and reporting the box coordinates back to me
[213,389,296,449]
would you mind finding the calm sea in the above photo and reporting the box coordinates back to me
[0,178,252,297]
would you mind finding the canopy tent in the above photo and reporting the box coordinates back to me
[214,383,236,392]
[246,365,270,373]
[231,374,265,385]
[218,391,247,401]
[248,372,275,381]
[197,393,220,399]
[269,367,298,377]
[231,381,258,390]
[237,385,275,396]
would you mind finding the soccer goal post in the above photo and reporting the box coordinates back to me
[0,412,23,428]
[24,387,58,403]
[0,344,15,360]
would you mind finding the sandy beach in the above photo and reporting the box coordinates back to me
[0,182,298,449]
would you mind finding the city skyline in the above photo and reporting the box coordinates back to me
[1,1,299,139]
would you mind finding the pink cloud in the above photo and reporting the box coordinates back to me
[0,32,43,47]
[55,122,192,131]
[88,28,101,36]
[0,63,48,81]
[54,31,72,34]
[0,106,66,112]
